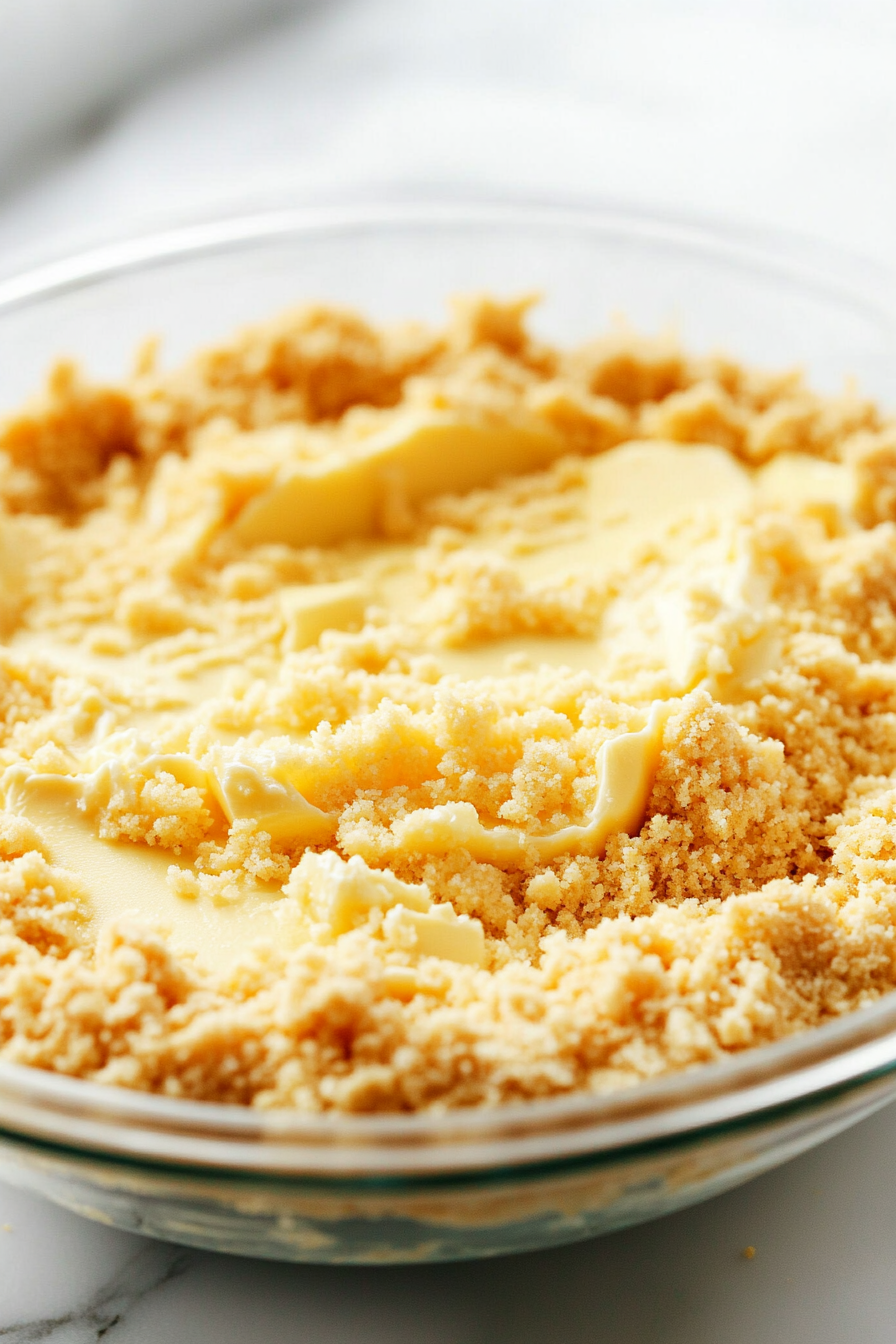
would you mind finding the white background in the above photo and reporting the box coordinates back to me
[1,2,896,1338]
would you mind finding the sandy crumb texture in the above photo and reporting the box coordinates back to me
[0,295,896,1111]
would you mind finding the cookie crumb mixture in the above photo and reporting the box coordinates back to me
[0,294,895,1111]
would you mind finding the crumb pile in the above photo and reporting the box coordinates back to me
[0,294,896,1112]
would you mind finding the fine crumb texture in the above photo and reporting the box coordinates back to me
[0,294,895,1111]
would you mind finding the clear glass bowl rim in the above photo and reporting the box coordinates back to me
[1,198,896,1179]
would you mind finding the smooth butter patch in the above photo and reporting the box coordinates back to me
[0,766,283,972]
[518,439,754,585]
[279,580,369,652]
[232,412,565,548]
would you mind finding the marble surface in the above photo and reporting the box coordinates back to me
[2,1,896,1338]
[2,1101,896,1342]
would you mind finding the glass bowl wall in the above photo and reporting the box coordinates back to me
[1,202,896,1262]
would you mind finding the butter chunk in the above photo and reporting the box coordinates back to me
[586,440,753,532]
[280,580,369,652]
[295,851,430,934]
[384,902,486,967]
[393,802,530,866]
[232,411,565,548]
[381,965,422,1000]
[214,762,336,844]
[289,851,485,965]
[756,452,856,518]
[136,754,210,792]
[392,702,668,866]
[657,532,780,692]
[79,753,210,815]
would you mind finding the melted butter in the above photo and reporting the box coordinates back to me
[233,412,565,549]
[4,770,285,973]
[412,444,754,680]
[7,629,241,716]
[356,440,757,680]
[3,424,854,957]
[517,440,754,582]
[435,634,607,678]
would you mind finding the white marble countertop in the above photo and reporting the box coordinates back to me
[2,1102,896,1342]
[2,2,896,1337]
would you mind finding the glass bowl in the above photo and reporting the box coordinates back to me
[1,200,896,1264]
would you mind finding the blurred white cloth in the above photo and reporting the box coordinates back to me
[2,0,896,277]
[0,0,298,188]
